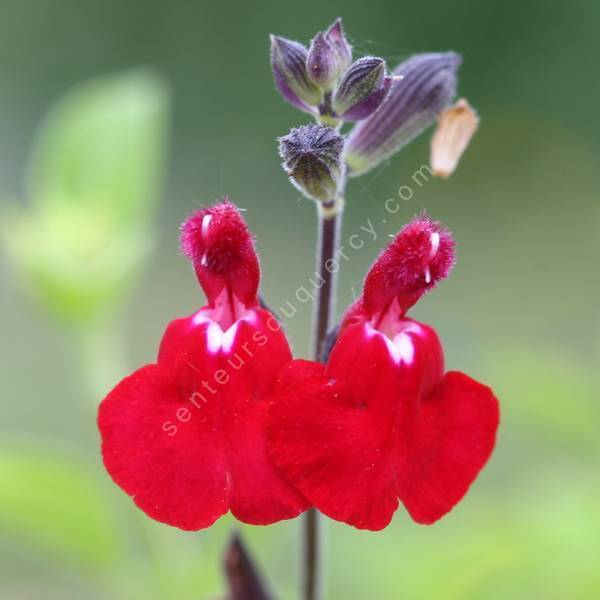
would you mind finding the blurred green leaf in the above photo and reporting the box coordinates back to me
[1,70,170,327]
[0,445,123,572]
[28,69,169,225]
[2,204,150,325]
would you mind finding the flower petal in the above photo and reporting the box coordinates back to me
[157,312,218,394]
[161,308,307,523]
[98,364,229,530]
[268,321,486,530]
[268,362,399,530]
[101,308,307,529]
[268,325,418,530]
[396,371,499,524]
[222,313,309,523]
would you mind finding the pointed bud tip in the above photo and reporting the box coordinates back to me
[447,51,462,68]
[327,17,344,33]
[307,31,339,88]
[364,216,455,314]
[269,34,288,56]
[325,17,352,71]
[269,34,291,48]
[269,34,281,54]
[326,17,348,46]
[270,34,305,55]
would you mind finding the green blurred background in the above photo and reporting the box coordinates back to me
[1,0,598,598]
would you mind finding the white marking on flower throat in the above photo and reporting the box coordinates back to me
[393,333,415,363]
[206,321,223,353]
[366,322,415,365]
[205,321,240,354]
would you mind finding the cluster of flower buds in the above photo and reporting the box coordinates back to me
[270,18,395,126]
[272,20,478,188]
[344,52,463,176]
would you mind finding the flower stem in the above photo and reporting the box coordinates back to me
[304,198,343,600]
[312,202,342,360]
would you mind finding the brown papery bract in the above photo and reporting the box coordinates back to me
[430,98,479,178]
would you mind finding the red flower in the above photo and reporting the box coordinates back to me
[98,201,308,530]
[267,216,499,530]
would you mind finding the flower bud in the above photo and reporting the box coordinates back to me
[430,98,479,178]
[325,18,352,73]
[270,35,321,112]
[278,124,345,203]
[307,32,340,90]
[344,52,461,176]
[332,57,393,121]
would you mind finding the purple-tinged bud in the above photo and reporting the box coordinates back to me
[278,124,345,203]
[270,35,321,112]
[325,18,352,73]
[307,32,340,90]
[344,52,461,176]
[332,57,393,122]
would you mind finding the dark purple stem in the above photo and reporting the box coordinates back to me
[312,206,341,360]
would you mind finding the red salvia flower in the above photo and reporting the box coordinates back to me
[98,201,308,530]
[267,216,499,530]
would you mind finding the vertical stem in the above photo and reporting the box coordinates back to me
[312,205,341,360]
[303,508,320,600]
[304,199,343,600]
